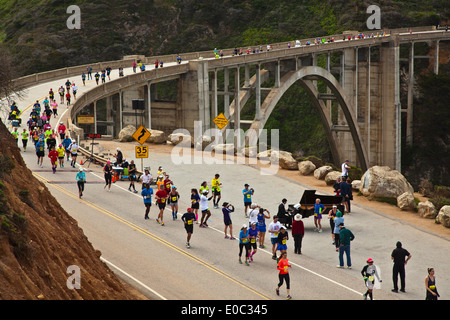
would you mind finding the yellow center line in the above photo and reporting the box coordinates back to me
[32,171,271,300]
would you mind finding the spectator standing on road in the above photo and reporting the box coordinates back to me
[425,268,439,300]
[341,160,350,180]
[340,178,352,213]
[337,223,354,269]
[243,184,254,217]
[141,183,153,220]
[276,252,292,299]
[391,241,412,293]
[292,214,304,254]
[257,208,270,248]
[222,202,235,239]
[332,211,344,251]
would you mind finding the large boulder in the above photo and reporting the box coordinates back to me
[435,206,450,228]
[314,166,333,180]
[118,125,136,142]
[168,133,193,147]
[417,201,437,219]
[257,150,271,160]
[325,171,342,185]
[271,150,297,170]
[147,129,166,144]
[298,160,316,176]
[213,144,236,154]
[240,146,258,158]
[360,166,414,198]
[397,192,416,210]
[351,180,361,190]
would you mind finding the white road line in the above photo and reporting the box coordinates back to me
[100,257,167,300]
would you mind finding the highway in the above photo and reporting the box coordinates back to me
[4,44,450,302]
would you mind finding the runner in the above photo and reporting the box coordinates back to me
[140,168,153,190]
[168,186,180,220]
[72,83,78,100]
[141,183,153,220]
[51,99,58,117]
[277,226,289,258]
[62,135,72,161]
[242,184,254,217]
[199,181,209,194]
[35,138,45,167]
[11,128,19,146]
[361,258,382,300]
[21,128,29,152]
[199,189,213,228]
[48,146,58,174]
[211,173,222,208]
[155,184,169,226]
[69,141,79,168]
[56,144,65,168]
[248,203,260,228]
[81,72,86,85]
[65,91,71,106]
[58,86,65,104]
[57,122,66,140]
[127,160,138,193]
[76,167,86,199]
[222,202,235,239]
[238,224,250,266]
[49,88,54,101]
[257,208,270,248]
[181,208,196,249]
[276,252,292,299]
[248,222,259,262]
[314,198,324,232]
[94,72,100,85]
[268,215,281,260]
[103,161,113,192]
[164,174,173,194]
[190,188,200,223]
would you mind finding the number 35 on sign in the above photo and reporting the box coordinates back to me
[135,146,149,158]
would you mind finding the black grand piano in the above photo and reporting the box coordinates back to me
[280,190,345,228]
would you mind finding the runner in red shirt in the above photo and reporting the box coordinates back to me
[155,185,168,226]
[48,146,59,174]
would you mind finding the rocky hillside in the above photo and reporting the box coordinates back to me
[0,119,144,300]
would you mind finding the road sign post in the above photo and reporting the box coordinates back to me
[135,145,149,171]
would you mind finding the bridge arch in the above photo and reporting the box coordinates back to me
[246,66,369,172]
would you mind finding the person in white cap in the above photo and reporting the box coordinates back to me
[199,189,213,227]
[114,147,123,166]
[76,167,86,199]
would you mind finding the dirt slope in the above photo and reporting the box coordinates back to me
[0,120,145,300]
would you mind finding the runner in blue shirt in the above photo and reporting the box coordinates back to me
[141,184,154,220]
[314,198,325,233]
[35,138,45,167]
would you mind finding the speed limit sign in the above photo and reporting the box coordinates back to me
[135,145,149,158]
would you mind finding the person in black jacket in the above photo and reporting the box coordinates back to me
[340,178,352,213]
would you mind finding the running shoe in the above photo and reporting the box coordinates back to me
[287,295,292,300]
[276,288,279,296]
[224,235,229,239]
[230,237,236,240]
[156,218,160,224]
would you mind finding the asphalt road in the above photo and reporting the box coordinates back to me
[6,57,450,302]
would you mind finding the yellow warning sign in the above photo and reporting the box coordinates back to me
[213,113,229,130]
[135,145,149,158]
[132,126,151,145]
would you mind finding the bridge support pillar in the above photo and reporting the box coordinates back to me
[406,42,414,146]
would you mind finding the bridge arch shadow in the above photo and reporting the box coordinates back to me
[245,66,369,172]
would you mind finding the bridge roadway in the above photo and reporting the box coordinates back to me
[5,31,450,302]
